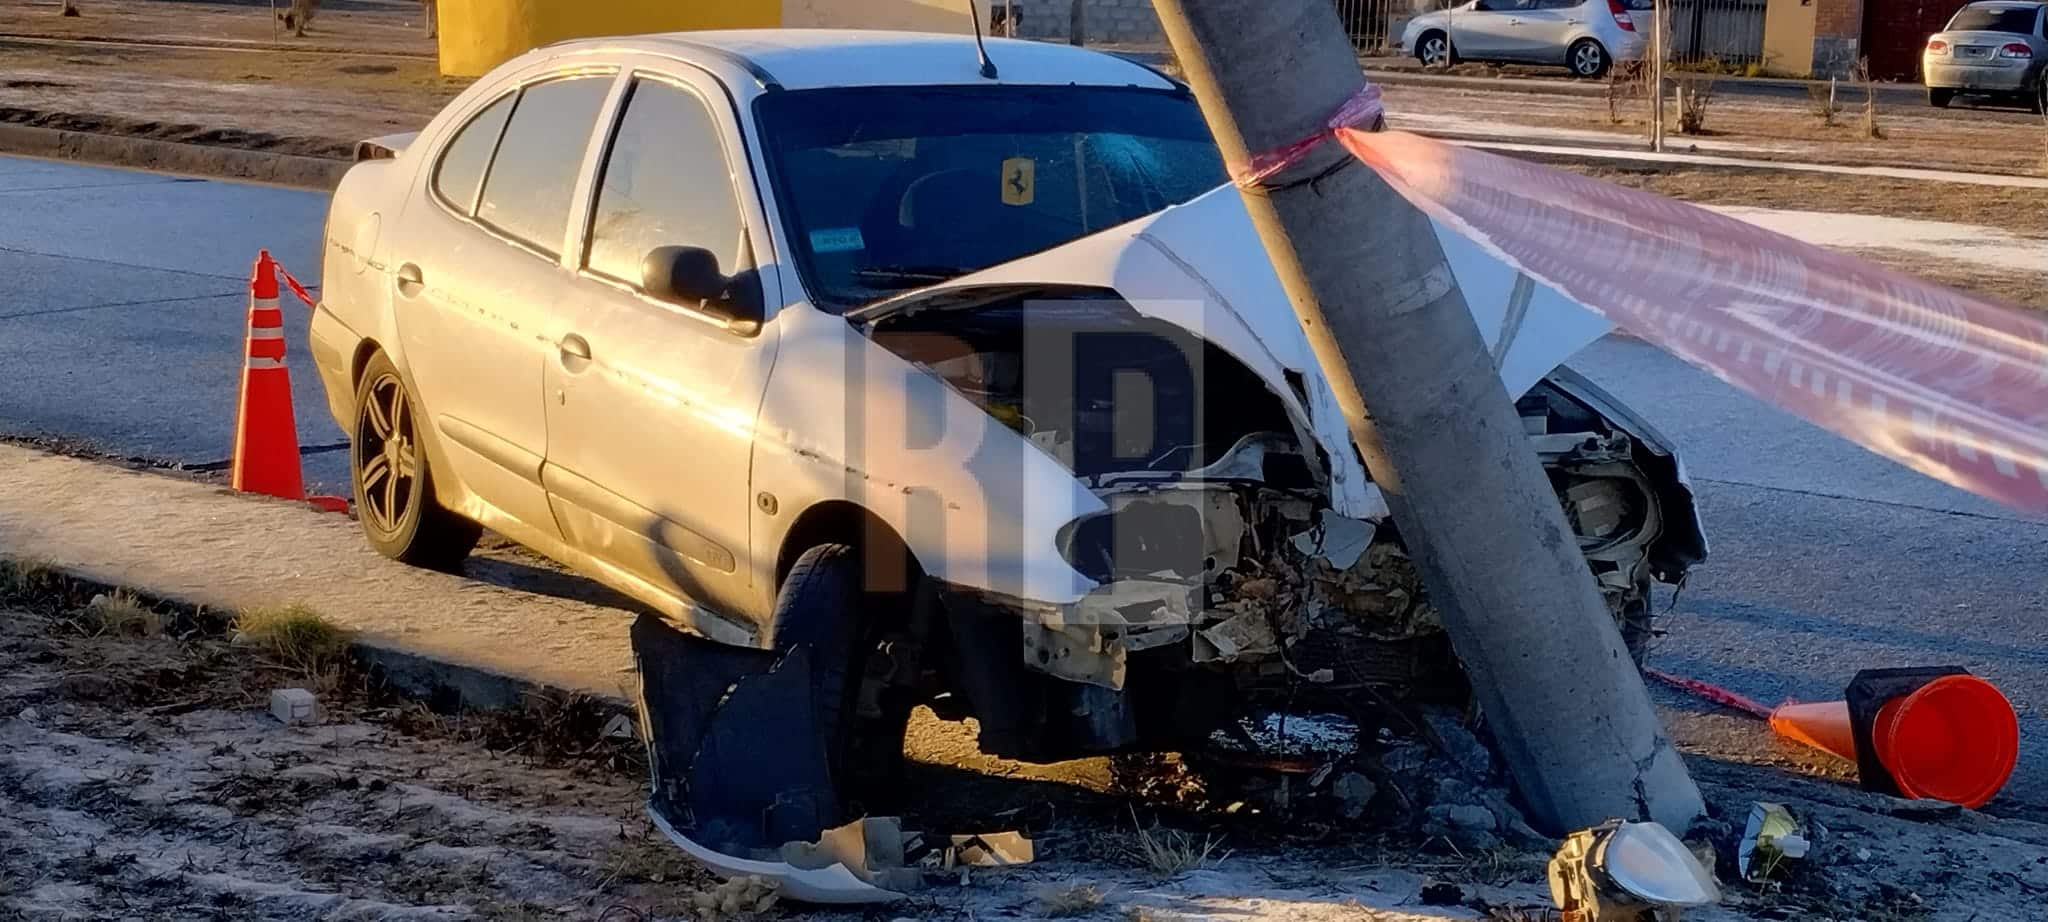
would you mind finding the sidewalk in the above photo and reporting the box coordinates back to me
[0,443,637,705]
[1465,137,2048,189]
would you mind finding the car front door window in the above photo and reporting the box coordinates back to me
[585,79,746,292]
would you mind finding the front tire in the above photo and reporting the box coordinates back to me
[350,352,479,571]
[1929,88,1955,108]
[1568,40,1611,79]
[769,544,909,814]
[1416,30,1454,69]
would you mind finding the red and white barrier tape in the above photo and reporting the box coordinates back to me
[1245,81,2048,514]
[276,264,317,309]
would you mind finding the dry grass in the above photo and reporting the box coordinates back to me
[1675,76,1715,136]
[1568,165,2048,240]
[1849,247,2048,310]
[0,557,61,600]
[1126,809,1228,878]
[82,591,162,637]
[1038,883,1112,918]
[1807,80,1842,127]
[234,603,352,676]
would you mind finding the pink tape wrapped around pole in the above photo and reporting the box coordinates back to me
[1320,125,2048,514]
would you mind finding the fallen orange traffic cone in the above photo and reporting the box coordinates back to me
[230,250,306,502]
[1649,666,2019,809]
[1769,670,2018,809]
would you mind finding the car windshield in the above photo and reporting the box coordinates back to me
[1948,5,2039,32]
[754,85,1226,312]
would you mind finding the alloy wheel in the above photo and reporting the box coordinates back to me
[1422,36,1448,67]
[356,372,420,535]
[1573,43,1605,77]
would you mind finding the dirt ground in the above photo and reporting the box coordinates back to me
[0,0,437,54]
[1556,164,2048,309]
[7,560,2048,922]
[0,0,458,158]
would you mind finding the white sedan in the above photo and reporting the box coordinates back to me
[308,28,1703,883]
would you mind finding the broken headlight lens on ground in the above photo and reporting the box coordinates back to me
[1547,819,1720,921]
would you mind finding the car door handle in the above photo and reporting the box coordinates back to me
[395,262,424,298]
[558,334,592,370]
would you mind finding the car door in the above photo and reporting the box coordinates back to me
[541,65,781,628]
[388,69,615,542]
[1451,0,1528,57]
[1512,0,1584,60]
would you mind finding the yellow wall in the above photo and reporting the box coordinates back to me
[437,0,781,77]
[782,0,987,31]
[438,0,992,77]
[1762,0,1818,77]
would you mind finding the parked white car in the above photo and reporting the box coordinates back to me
[309,29,1703,875]
[1401,0,1648,78]
[1922,0,2048,111]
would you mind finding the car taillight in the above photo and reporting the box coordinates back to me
[1926,38,1949,54]
[1998,42,2033,58]
[1608,0,1636,31]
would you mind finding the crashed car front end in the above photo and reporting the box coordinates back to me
[855,187,1706,762]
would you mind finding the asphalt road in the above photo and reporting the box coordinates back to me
[3,153,2044,813]
[0,155,345,491]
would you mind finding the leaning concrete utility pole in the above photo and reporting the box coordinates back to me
[1149,0,1704,835]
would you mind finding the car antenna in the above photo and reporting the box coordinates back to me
[966,1,999,79]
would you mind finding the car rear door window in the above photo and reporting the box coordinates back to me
[477,74,614,256]
[432,93,513,217]
[585,79,745,287]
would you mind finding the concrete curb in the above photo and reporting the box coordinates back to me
[1367,70,1607,97]
[0,121,346,190]
[0,552,632,716]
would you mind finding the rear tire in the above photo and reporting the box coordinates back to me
[350,352,480,571]
[1569,39,1610,79]
[2031,82,2046,115]
[1929,88,1955,108]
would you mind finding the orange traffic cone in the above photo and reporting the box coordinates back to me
[230,250,306,502]
[1768,671,2018,809]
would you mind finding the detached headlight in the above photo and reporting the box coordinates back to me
[1548,820,1719,921]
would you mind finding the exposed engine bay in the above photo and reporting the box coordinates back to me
[870,291,1704,761]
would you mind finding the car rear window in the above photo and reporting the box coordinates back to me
[1947,5,2041,33]
[432,94,513,216]
[476,74,613,256]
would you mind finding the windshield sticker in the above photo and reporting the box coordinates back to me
[809,227,866,254]
[1001,157,1036,206]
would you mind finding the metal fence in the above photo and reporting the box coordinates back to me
[1660,0,1768,68]
[1332,0,1409,55]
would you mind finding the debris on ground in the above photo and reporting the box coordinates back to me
[1738,802,1811,883]
[1547,819,1720,921]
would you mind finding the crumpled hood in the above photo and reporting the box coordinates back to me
[880,185,1615,518]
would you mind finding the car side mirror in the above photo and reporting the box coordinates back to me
[641,245,764,328]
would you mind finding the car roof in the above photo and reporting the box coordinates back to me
[551,29,1177,92]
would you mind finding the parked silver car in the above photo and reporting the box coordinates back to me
[1923,1,2048,111]
[1400,0,1647,78]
